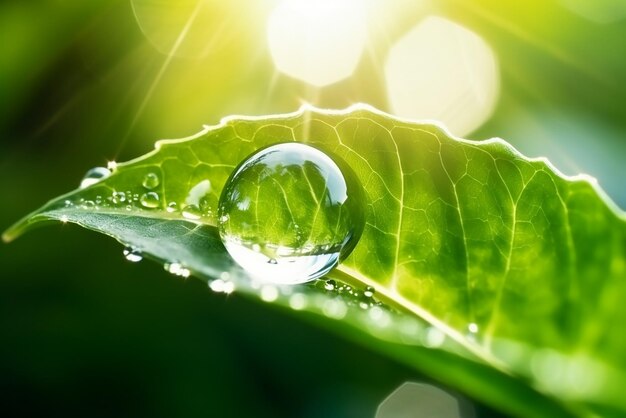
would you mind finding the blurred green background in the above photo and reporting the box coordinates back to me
[1,0,624,416]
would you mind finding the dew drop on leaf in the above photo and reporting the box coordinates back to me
[112,191,126,205]
[217,142,365,285]
[81,200,95,209]
[123,246,143,262]
[80,167,111,189]
[166,202,178,213]
[142,172,160,189]
[209,278,235,294]
[140,192,160,208]
[466,322,480,342]
[181,204,202,220]
[164,261,190,278]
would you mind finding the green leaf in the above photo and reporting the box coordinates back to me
[5,105,626,418]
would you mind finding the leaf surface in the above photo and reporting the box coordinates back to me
[5,105,626,417]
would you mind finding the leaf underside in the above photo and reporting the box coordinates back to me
[5,105,626,418]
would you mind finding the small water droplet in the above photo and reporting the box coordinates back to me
[81,200,95,209]
[166,202,178,213]
[123,246,143,262]
[218,143,365,285]
[80,167,111,188]
[64,200,73,208]
[199,196,212,213]
[466,322,480,342]
[142,172,160,189]
[164,262,190,277]
[125,204,132,211]
[338,284,353,295]
[112,191,126,204]
[60,215,69,223]
[182,204,202,220]
[140,192,160,209]
[363,286,375,298]
[324,279,336,291]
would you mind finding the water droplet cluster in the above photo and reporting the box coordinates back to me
[164,261,190,278]
[73,168,171,214]
[317,280,380,311]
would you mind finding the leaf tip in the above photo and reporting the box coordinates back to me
[2,214,44,244]
[2,227,18,244]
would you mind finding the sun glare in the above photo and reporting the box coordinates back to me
[267,0,367,87]
[385,17,499,136]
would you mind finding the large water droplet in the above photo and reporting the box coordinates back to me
[142,172,160,189]
[218,142,365,285]
[140,192,160,208]
[80,167,111,188]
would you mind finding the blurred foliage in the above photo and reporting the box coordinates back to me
[1,0,625,416]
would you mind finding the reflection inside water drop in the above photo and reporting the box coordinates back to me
[218,143,364,285]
